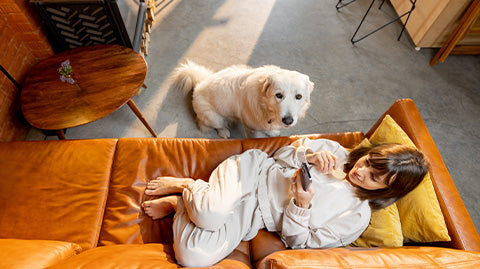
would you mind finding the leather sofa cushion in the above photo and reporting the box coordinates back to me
[0,239,81,269]
[47,241,251,269]
[47,244,177,269]
[99,138,242,245]
[257,247,480,268]
[0,139,117,251]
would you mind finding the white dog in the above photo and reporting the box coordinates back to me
[172,60,314,138]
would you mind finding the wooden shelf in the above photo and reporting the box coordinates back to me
[430,0,480,65]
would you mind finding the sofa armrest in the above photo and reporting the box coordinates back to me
[366,99,480,251]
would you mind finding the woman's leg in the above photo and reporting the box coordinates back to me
[181,150,269,231]
[171,150,270,267]
[173,195,258,267]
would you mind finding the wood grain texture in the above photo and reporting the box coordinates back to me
[21,44,147,130]
[430,0,480,65]
[389,0,475,47]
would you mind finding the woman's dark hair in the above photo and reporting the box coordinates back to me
[345,143,428,210]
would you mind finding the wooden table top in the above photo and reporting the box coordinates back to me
[21,44,147,130]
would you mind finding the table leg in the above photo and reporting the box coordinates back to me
[56,130,66,140]
[126,99,158,137]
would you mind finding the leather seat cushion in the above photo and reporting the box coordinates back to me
[0,239,81,269]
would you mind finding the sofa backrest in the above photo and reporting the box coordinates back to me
[0,139,117,251]
[242,132,365,155]
[97,132,366,246]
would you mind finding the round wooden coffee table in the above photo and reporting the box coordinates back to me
[21,44,157,139]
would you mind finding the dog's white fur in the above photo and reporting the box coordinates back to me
[172,60,314,138]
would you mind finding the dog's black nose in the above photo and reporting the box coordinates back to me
[282,115,294,126]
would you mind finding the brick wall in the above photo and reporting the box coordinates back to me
[0,0,53,141]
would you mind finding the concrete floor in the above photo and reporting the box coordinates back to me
[27,0,480,234]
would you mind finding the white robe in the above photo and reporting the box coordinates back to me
[172,138,371,267]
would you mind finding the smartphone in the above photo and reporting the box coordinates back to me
[300,162,312,191]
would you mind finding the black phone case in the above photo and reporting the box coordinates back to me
[300,162,312,191]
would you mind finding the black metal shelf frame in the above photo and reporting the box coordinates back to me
[337,0,416,44]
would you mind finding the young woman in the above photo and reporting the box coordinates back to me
[142,138,428,267]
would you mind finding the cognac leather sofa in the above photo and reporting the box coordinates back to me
[0,99,479,268]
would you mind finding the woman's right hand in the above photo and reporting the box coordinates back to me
[306,150,338,173]
[291,169,315,208]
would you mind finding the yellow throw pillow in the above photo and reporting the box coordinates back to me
[369,115,450,243]
[350,203,403,247]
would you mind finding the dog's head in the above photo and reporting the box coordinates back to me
[260,68,314,129]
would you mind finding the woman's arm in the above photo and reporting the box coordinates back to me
[281,170,370,249]
[273,138,346,169]
[272,137,312,168]
[281,200,370,249]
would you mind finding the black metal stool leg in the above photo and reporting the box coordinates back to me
[349,0,416,44]
[336,0,358,10]
[397,0,416,41]
[350,0,376,44]
[378,0,387,10]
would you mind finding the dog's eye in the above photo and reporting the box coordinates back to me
[295,94,302,100]
[275,93,283,99]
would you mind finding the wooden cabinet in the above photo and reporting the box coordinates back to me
[391,0,480,48]
[459,5,480,46]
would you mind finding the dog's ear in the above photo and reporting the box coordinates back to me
[304,75,314,94]
[308,80,314,93]
[260,76,271,93]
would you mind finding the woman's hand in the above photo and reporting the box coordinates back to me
[291,169,315,208]
[306,150,338,173]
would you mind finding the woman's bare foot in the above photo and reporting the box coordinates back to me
[142,196,180,220]
[145,177,194,196]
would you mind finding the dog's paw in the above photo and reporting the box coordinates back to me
[216,128,230,139]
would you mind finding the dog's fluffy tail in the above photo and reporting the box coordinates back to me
[171,60,213,95]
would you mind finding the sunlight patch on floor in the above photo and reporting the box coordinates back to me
[181,0,277,66]
[159,122,179,137]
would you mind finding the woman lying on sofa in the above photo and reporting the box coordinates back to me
[142,138,428,267]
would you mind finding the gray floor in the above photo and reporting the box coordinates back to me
[27,1,480,234]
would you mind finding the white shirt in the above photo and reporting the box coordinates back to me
[255,138,371,249]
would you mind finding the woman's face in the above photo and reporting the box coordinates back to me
[347,155,389,190]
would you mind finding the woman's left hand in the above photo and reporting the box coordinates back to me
[291,169,315,208]
[306,150,338,174]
